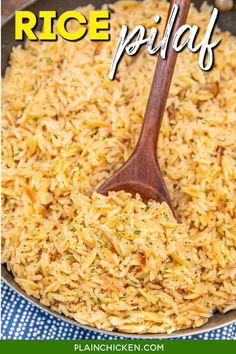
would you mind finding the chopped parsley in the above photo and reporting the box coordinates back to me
[45,57,53,64]
[40,57,53,64]
[132,307,141,311]
[97,239,104,248]
[163,213,169,221]
[133,230,141,235]
[67,256,75,262]
[145,205,150,212]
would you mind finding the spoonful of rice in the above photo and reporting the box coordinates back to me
[98,0,191,209]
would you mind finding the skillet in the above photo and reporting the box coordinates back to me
[1,0,236,338]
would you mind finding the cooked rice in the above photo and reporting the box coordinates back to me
[1,0,236,334]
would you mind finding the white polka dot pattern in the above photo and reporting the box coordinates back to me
[1,282,235,340]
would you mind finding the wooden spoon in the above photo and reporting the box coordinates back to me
[98,0,191,209]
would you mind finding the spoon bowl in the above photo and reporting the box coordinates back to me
[98,146,172,206]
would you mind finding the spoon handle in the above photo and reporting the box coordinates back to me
[137,0,191,155]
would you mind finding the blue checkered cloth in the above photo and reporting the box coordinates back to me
[1,282,235,340]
